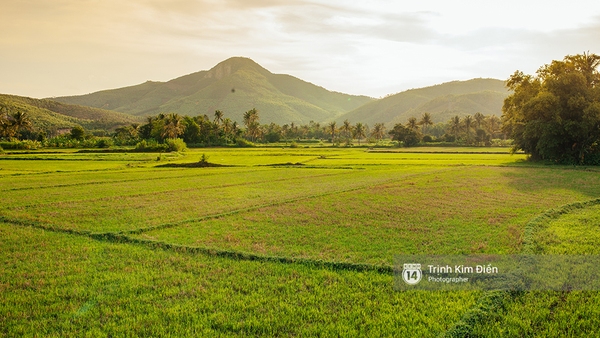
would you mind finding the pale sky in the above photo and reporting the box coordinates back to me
[2,0,600,99]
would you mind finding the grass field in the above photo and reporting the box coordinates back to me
[1,147,599,337]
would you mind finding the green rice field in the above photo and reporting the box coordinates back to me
[1,147,599,337]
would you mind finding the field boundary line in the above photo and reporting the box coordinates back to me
[0,214,393,275]
[441,196,600,337]
[96,233,395,274]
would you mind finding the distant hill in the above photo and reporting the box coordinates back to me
[0,94,140,133]
[336,78,509,126]
[53,57,375,125]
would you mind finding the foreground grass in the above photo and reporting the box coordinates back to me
[2,147,599,336]
[0,224,477,337]
[468,202,600,337]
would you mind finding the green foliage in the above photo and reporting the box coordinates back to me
[134,139,168,152]
[0,139,42,150]
[0,94,139,134]
[502,53,600,165]
[70,126,86,141]
[388,123,421,147]
[235,138,255,147]
[95,137,113,148]
[164,138,187,152]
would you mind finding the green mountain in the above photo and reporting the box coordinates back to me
[336,78,509,126]
[0,94,140,133]
[53,57,375,125]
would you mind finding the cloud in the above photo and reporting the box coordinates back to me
[1,0,600,98]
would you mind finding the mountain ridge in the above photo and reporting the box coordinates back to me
[53,57,374,125]
[336,78,509,126]
[51,57,509,126]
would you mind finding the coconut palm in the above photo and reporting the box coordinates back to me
[474,112,485,130]
[342,119,352,140]
[213,110,224,126]
[371,123,386,143]
[419,112,433,134]
[449,115,461,141]
[162,113,185,139]
[486,115,501,138]
[407,117,419,131]
[353,122,366,145]
[328,121,337,144]
[463,115,474,143]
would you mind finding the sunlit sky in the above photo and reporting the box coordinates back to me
[2,0,600,99]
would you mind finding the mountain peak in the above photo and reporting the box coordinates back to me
[206,57,269,80]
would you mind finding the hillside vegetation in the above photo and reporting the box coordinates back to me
[337,78,509,126]
[53,57,374,125]
[0,94,140,133]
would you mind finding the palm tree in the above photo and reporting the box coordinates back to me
[222,118,233,143]
[353,122,366,145]
[474,112,485,130]
[342,119,352,140]
[3,111,33,139]
[243,108,258,127]
[486,115,501,138]
[419,112,433,134]
[243,108,259,141]
[213,110,224,126]
[407,117,419,131]
[463,115,474,143]
[371,123,386,143]
[328,121,337,144]
[162,113,185,139]
[449,115,461,141]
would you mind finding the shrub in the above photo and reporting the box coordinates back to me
[235,139,255,147]
[0,139,42,150]
[134,140,168,152]
[164,138,187,152]
[422,135,435,143]
[290,141,299,148]
[96,138,113,148]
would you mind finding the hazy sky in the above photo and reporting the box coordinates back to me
[2,0,600,99]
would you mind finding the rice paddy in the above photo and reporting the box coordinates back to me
[1,147,598,337]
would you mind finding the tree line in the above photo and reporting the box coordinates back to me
[1,105,508,149]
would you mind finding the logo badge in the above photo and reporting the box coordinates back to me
[402,263,422,285]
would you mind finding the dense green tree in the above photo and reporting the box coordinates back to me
[389,123,421,147]
[70,126,85,141]
[502,52,600,164]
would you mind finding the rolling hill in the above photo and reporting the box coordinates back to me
[0,94,140,133]
[53,57,375,125]
[336,78,510,126]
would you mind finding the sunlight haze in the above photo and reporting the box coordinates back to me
[1,0,599,98]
